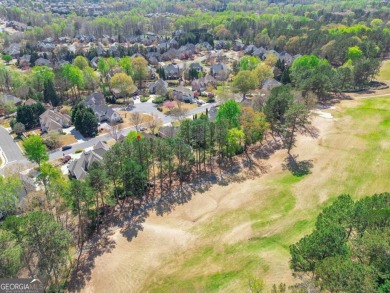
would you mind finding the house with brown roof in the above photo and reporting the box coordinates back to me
[39,109,71,133]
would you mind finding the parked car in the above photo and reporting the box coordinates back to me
[197,100,205,105]
[62,145,72,151]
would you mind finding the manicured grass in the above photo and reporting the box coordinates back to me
[378,60,390,82]
[144,96,390,292]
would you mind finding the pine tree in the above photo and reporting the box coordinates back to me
[43,79,60,106]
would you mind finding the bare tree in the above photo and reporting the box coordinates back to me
[147,113,163,134]
[109,122,123,141]
[170,99,188,123]
[129,112,144,131]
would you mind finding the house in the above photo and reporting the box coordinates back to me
[85,93,121,123]
[23,98,37,106]
[189,63,203,72]
[262,78,282,91]
[19,54,31,67]
[0,94,22,106]
[173,86,195,103]
[68,141,109,180]
[39,109,71,133]
[164,64,180,80]
[34,58,53,67]
[149,79,168,96]
[210,63,230,81]
[245,45,257,55]
[3,43,21,58]
[168,38,179,49]
[252,47,267,58]
[279,51,294,67]
[158,126,180,138]
[233,40,245,51]
[191,75,216,92]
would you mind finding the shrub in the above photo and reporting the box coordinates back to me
[75,149,83,154]
[140,96,149,102]
[152,96,166,104]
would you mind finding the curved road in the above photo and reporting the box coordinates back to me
[0,126,25,165]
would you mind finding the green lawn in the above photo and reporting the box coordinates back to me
[378,60,390,82]
[145,96,390,292]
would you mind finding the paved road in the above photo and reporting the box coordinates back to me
[49,102,216,161]
[0,126,26,164]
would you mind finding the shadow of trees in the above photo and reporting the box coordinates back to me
[282,154,313,177]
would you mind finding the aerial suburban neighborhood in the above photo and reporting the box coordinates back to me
[0,0,389,292]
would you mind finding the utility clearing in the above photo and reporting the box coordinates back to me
[81,73,390,292]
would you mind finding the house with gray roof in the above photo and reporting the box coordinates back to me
[164,64,180,80]
[39,109,71,133]
[149,79,168,96]
[0,94,22,106]
[210,63,230,81]
[173,86,195,103]
[262,78,282,91]
[84,93,120,123]
[68,141,109,180]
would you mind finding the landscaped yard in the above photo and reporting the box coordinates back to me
[59,134,78,146]
[161,101,198,114]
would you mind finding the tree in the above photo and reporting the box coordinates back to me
[23,134,48,166]
[0,230,22,277]
[73,55,89,70]
[61,64,84,101]
[0,176,23,217]
[2,212,71,288]
[240,107,269,146]
[129,112,144,131]
[239,56,261,71]
[283,102,311,155]
[43,131,60,150]
[97,57,109,82]
[16,103,45,130]
[263,85,294,135]
[43,79,59,107]
[290,193,390,292]
[347,46,363,61]
[2,54,13,63]
[119,56,133,76]
[147,113,162,134]
[216,99,241,129]
[109,73,136,103]
[72,103,98,138]
[232,70,258,99]
[132,56,148,89]
[253,63,273,87]
[12,122,25,136]
[63,180,93,250]
[31,66,54,93]
[290,55,334,99]
[225,128,244,157]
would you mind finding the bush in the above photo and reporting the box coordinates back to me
[75,149,83,154]
[140,96,149,102]
[157,106,163,112]
[152,96,166,104]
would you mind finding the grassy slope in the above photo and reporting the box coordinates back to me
[144,100,390,290]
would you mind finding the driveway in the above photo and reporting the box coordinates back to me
[0,126,25,165]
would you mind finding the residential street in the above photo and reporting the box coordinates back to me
[0,126,26,164]
[48,102,216,161]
